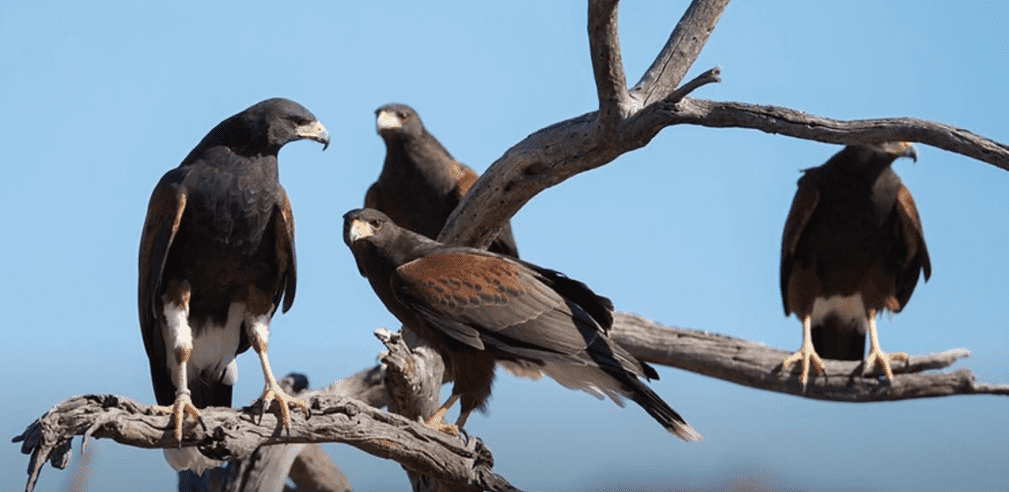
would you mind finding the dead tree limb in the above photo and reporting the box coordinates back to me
[374,328,475,492]
[14,313,1006,492]
[14,0,1009,490]
[611,312,1009,400]
[224,374,359,492]
[13,390,519,492]
[656,99,1009,171]
[287,444,352,492]
[439,0,1007,251]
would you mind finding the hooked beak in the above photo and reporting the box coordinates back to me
[898,143,918,163]
[886,141,918,162]
[346,218,375,244]
[296,120,331,151]
[375,110,402,133]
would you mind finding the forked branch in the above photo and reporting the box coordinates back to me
[15,1,1009,491]
[440,0,1008,251]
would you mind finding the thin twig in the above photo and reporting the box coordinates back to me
[665,66,722,104]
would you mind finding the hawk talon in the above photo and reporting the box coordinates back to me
[864,348,908,381]
[151,391,201,444]
[782,346,826,388]
[257,382,309,429]
[422,416,460,436]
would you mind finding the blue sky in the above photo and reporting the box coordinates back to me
[2,1,1007,491]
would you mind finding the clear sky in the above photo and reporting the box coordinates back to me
[3,1,1007,491]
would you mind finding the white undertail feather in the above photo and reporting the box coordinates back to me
[165,302,245,392]
[811,293,869,333]
[188,302,244,385]
[498,360,630,406]
[499,359,701,441]
[163,448,220,475]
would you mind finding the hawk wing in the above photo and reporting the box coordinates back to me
[137,167,188,405]
[274,188,297,313]
[780,172,820,314]
[892,184,931,309]
[391,251,602,356]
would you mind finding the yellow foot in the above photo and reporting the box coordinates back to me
[864,348,908,381]
[151,391,201,443]
[422,414,460,436]
[782,346,826,387]
[258,382,309,428]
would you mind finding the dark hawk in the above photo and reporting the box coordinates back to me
[139,97,329,471]
[366,103,519,258]
[780,142,931,386]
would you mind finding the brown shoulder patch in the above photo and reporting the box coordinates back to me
[399,253,528,302]
[452,162,479,197]
[275,190,297,312]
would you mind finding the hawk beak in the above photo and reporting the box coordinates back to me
[376,110,402,132]
[296,120,331,151]
[347,219,375,243]
[899,143,918,163]
[882,141,918,162]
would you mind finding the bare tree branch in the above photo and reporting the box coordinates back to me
[440,87,1009,252]
[439,0,733,250]
[632,0,731,104]
[658,99,1009,171]
[224,374,355,492]
[440,0,1006,252]
[227,441,308,492]
[14,313,1005,492]
[588,0,630,130]
[16,1,1009,491]
[665,67,722,104]
[375,328,475,492]
[13,392,520,492]
[611,312,1009,400]
[287,444,352,492]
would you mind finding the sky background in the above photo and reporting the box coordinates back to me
[2,1,1008,491]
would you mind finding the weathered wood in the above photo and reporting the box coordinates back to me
[14,0,1009,490]
[13,392,520,492]
[610,312,1009,400]
[287,444,352,492]
[225,375,322,492]
[376,329,522,492]
[14,313,1006,492]
[632,0,731,105]
[588,0,630,131]
[656,99,1009,171]
[439,0,1007,252]
[439,0,732,250]
[226,442,307,492]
